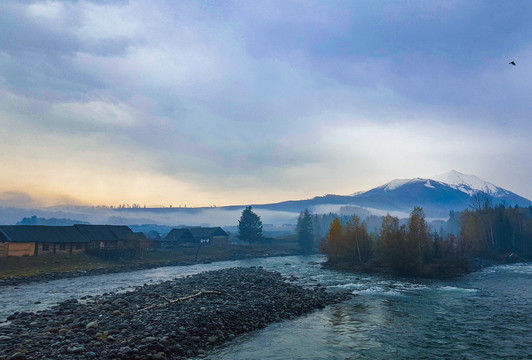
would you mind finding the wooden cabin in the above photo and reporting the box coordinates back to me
[189,227,229,248]
[73,225,134,249]
[158,227,229,249]
[160,228,196,248]
[0,225,88,257]
[0,224,150,257]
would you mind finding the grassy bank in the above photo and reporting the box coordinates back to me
[0,243,300,278]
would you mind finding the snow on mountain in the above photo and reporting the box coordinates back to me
[371,170,506,196]
[347,170,531,218]
[239,170,531,221]
[431,170,508,197]
[381,178,421,191]
[376,178,441,192]
[424,180,435,189]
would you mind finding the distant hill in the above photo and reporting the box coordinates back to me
[16,216,90,226]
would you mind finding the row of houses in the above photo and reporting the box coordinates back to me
[0,225,229,257]
[0,225,142,257]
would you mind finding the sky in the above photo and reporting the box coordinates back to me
[0,0,531,208]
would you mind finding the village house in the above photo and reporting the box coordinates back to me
[189,227,229,248]
[74,224,134,251]
[0,225,152,257]
[160,228,196,248]
[157,227,229,249]
[74,225,152,258]
[0,225,88,257]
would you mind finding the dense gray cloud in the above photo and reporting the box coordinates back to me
[0,0,531,207]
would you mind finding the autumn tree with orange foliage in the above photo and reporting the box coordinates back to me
[321,204,532,277]
[377,208,432,275]
[344,214,373,264]
[322,218,343,262]
[322,215,373,265]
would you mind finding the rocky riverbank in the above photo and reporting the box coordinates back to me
[0,247,302,287]
[0,267,351,359]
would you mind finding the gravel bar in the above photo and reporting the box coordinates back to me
[0,267,351,359]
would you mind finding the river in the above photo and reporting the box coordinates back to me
[1,255,531,359]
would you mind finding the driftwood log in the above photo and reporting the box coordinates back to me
[139,290,224,311]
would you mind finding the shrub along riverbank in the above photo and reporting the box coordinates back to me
[0,267,351,360]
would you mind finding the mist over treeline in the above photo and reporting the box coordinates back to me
[0,206,298,228]
[16,216,90,226]
[5,198,532,254]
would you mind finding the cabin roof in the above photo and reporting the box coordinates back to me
[0,225,87,243]
[163,228,194,242]
[73,225,133,242]
[188,227,228,238]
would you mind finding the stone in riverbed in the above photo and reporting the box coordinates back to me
[66,344,85,353]
[141,336,157,343]
[8,352,26,359]
[208,336,217,343]
[86,321,98,329]
[119,346,133,354]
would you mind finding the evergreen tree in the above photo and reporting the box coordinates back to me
[297,209,314,254]
[238,206,263,244]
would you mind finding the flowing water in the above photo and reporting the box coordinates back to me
[1,255,531,359]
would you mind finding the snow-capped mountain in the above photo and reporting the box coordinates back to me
[431,170,509,198]
[349,177,472,217]
[347,170,531,217]
[252,170,531,219]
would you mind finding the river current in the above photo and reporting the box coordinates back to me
[1,255,531,359]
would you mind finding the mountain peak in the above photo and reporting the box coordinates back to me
[433,170,477,182]
[431,170,504,197]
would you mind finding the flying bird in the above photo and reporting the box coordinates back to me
[509,61,516,65]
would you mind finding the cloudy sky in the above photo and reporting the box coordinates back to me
[0,0,531,208]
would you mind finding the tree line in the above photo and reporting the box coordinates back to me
[458,203,532,258]
[319,202,532,277]
[237,202,532,277]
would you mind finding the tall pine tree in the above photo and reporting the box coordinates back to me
[238,206,263,244]
[297,209,314,254]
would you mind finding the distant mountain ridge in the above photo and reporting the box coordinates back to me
[3,171,528,225]
[250,170,532,218]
